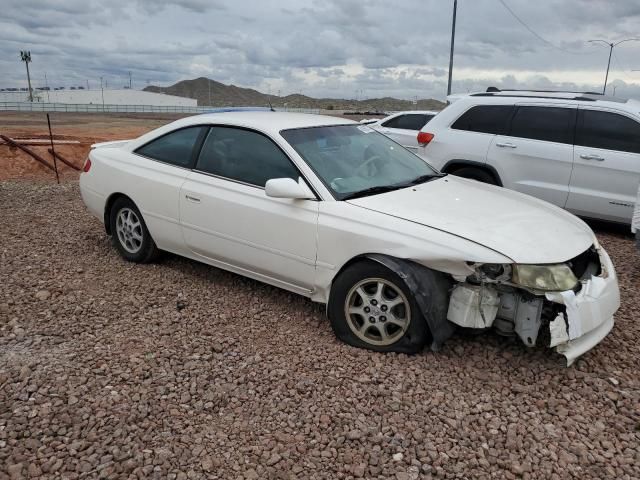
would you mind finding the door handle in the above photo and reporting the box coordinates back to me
[495,142,517,148]
[579,154,605,161]
[185,194,201,203]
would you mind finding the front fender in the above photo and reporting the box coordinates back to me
[365,254,456,351]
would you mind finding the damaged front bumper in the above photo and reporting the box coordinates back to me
[545,246,620,365]
[447,245,620,365]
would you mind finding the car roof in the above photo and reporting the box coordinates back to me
[176,111,356,135]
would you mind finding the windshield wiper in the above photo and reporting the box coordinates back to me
[342,173,446,200]
[406,173,447,185]
[342,184,406,200]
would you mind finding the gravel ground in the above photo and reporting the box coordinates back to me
[1,180,639,480]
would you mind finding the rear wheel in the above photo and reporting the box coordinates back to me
[328,261,430,353]
[451,167,498,185]
[109,197,159,263]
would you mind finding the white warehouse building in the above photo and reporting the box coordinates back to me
[0,89,197,107]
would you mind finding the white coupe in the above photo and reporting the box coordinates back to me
[80,112,620,364]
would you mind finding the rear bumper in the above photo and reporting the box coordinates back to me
[79,173,105,221]
[545,246,620,366]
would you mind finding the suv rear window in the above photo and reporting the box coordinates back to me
[451,105,513,135]
[576,110,640,154]
[509,106,575,144]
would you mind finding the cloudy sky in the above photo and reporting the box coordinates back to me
[2,0,640,100]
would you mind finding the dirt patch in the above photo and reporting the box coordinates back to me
[0,112,193,181]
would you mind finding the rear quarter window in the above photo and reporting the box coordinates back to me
[135,126,206,168]
[451,105,514,135]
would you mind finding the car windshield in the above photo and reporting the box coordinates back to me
[280,124,440,200]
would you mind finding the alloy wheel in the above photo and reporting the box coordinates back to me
[344,277,411,346]
[115,207,143,254]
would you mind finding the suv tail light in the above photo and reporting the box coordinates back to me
[417,132,434,146]
[82,157,92,172]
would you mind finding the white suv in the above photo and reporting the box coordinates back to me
[417,89,640,224]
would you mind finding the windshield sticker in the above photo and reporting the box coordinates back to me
[357,125,374,133]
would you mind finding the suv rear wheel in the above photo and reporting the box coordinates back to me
[451,167,498,185]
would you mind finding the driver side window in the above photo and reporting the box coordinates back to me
[195,127,300,187]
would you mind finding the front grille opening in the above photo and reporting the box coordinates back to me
[567,245,601,280]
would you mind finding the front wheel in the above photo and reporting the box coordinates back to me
[328,261,430,353]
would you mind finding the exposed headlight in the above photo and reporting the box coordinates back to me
[512,264,578,292]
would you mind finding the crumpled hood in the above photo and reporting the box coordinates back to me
[347,176,595,264]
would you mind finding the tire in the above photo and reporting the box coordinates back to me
[328,261,430,354]
[451,167,498,185]
[109,197,159,263]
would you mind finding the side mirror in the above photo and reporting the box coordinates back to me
[265,177,315,200]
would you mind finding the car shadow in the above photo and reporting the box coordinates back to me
[152,250,573,368]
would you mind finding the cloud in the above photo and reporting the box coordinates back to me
[1,0,640,100]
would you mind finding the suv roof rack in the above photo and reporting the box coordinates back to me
[471,92,596,102]
[474,87,628,103]
[485,87,603,95]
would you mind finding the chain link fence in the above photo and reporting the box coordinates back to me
[0,102,321,115]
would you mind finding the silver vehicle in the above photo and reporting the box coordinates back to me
[366,110,438,153]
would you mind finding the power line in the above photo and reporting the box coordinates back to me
[611,51,635,80]
[497,0,585,55]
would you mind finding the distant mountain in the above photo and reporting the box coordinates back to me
[143,77,445,112]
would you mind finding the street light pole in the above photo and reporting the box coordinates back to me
[20,50,33,102]
[447,0,457,96]
[100,76,105,111]
[44,72,50,102]
[588,38,639,94]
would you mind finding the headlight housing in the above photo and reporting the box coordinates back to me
[512,264,578,292]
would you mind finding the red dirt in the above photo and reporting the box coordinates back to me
[0,112,190,181]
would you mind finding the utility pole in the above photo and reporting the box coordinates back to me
[588,38,639,94]
[44,72,50,102]
[447,0,457,96]
[100,76,105,111]
[20,50,33,102]
[129,71,132,89]
[86,79,90,90]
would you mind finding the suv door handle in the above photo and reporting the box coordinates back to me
[185,194,201,203]
[495,142,517,148]
[579,154,605,161]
